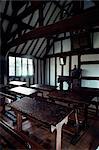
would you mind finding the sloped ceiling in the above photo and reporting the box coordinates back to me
[0,0,98,58]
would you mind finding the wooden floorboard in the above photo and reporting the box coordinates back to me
[0,113,99,150]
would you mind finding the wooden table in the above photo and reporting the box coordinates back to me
[49,90,93,105]
[9,81,27,86]
[30,84,56,91]
[30,84,56,98]
[9,96,73,150]
[48,89,96,144]
[10,86,37,96]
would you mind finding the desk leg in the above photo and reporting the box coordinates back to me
[84,104,88,128]
[51,116,69,150]
[16,113,22,132]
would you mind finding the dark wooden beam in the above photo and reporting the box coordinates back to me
[46,48,99,58]
[8,7,99,48]
[81,60,99,65]
[81,76,99,80]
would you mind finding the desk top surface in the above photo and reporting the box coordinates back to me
[10,96,72,126]
[10,86,37,95]
[30,84,56,91]
[49,89,94,105]
[9,81,26,86]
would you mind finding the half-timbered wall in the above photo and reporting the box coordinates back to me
[1,1,99,87]
[7,2,61,86]
[45,31,99,89]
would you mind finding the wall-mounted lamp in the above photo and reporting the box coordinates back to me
[59,57,66,66]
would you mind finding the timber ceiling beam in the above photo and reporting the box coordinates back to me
[8,7,99,48]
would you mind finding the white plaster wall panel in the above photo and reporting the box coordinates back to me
[26,78,29,87]
[9,46,17,52]
[25,29,31,33]
[8,37,13,43]
[81,54,99,61]
[44,3,56,25]
[63,56,69,90]
[15,34,18,39]
[30,10,39,27]
[36,40,46,57]
[6,1,12,16]
[93,32,99,48]
[22,30,26,35]
[33,38,45,56]
[11,24,18,33]
[48,46,53,55]
[21,40,33,54]
[54,41,61,54]
[17,4,27,15]
[48,39,54,55]
[2,20,9,32]
[40,48,46,58]
[81,64,99,77]
[15,43,25,54]
[50,58,55,86]
[58,33,65,38]
[38,59,41,84]
[48,7,60,25]
[0,1,6,13]
[30,77,33,85]
[27,39,38,55]
[57,57,61,77]
[22,14,32,24]
[41,60,44,84]
[56,57,61,89]
[34,59,37,83]
[81,80,99,88]
[63,56,69,76]
[63,38,71,52]
[71,56,78,69]
[43,2,51,17]
[50,39,53,45]
[45,58,49,85]
[66,32,70,36]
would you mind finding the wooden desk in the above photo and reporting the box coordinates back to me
[49,90,92,105]
[10,96,73,150]
[30,84,56,98]
[30,84,56,91]
[10,86,37,96]
[9,81,26,86]
[0,86,18,100]
[48,89,93,141]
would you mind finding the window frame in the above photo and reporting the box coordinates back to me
[9,55,33,77]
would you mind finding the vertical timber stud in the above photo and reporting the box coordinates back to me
[37,59,38,84]
[61,40,63,76]
[78,54,81,87]
[49,58,50,85]
[44,58,46,84]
